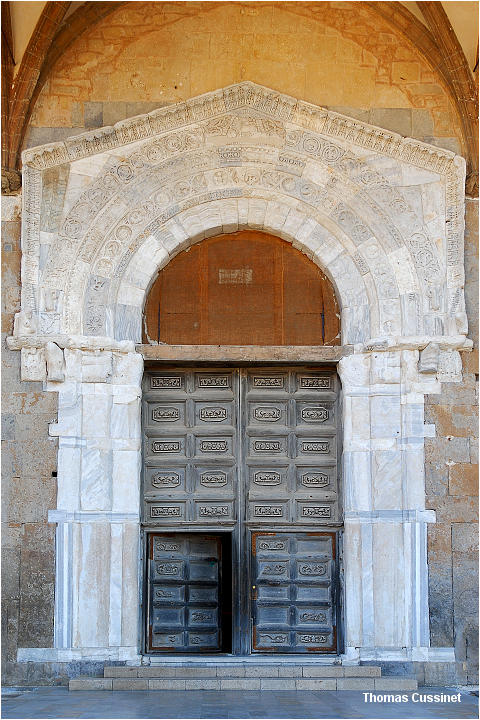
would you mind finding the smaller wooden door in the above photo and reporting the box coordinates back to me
[252,532,337,653]
[148,534,223,652]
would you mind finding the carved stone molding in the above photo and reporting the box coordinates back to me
[15,83,467,351]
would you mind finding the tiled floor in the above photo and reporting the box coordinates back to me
[1,687,478,719]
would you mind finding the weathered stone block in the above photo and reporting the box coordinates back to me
[302,667,343,677]
[244,666,279,677]
[423,662,458,686]
[449,464,479,497]
[370,108,412,137]
[425,462,449,497]
[220,678,260,689]
[175,666,216,677]
[1,414,15,441]
[148,678,186,690]
[136,666,176,677]
[278,666,302,677]
[104,666,137,677]
[112,677,148,690]
[427,524,452,564]
[411,109,434,138]
[344,666,381,677]
[84,102,103,128]
[1,549,20,599]
[102,102,128,126]
[452,524,478,554]
[374,678,417,690]
[261,678,296,690]
[425,437,470,465]
[431,496,478,524]
[428,562,454,646]
[428,405,478,439]
[337,678,375,690]
[185,678,221,690]
[216,666,245,677]
[69,677,112,690]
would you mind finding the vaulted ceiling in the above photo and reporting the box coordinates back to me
[2,1,479,194]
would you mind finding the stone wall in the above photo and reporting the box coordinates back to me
[1,197,58,685]
[425,198,479,685]
[25,1,462,157]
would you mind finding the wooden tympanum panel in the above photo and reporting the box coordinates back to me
[143,231,340,345]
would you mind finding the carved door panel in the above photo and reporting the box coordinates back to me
[143,367,341,654]
[143,370,237,525]
[148,533,223,652]
[252,532,337,653]
[243,369,339,525]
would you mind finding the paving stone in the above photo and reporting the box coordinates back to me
[69,677,112,690]
[148,678,186,690]
[185,678,221,690]
[112,677,148,690]
[260,678,296,689]
[374,678,417,690]
[8,684,480,716]
[104,666,137,677]
[296,678,337,690]
[220,678,260,689]
[337,678,375,690]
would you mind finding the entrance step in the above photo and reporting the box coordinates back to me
[69,665,418,691]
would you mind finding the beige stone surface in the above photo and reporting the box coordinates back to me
[29,1,460,145]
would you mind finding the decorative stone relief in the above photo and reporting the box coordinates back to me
[15,82,465,350]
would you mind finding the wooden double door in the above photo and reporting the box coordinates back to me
[142,367,342,654]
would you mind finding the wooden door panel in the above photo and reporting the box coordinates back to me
[148,533,222,652]
[252,532,337,653]
[143,367,341,654]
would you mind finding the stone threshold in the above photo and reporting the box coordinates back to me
[142,655,344,665]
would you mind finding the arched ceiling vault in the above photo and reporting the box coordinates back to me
[1,1,478,196]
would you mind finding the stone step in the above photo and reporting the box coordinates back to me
[69,674,418,691]
[103,664,382,679]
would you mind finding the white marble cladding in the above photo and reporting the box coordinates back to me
[338,351,438,654]
[45,349,143,655]
[15,81,467,349]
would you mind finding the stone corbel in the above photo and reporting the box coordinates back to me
[45,341,65,382]
[418,342,439,373]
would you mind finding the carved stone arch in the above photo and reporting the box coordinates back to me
[107,195,374,345]
[19,83,465,349]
